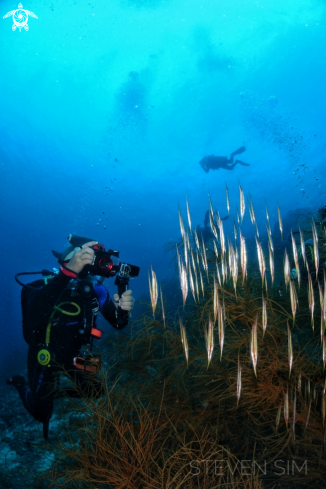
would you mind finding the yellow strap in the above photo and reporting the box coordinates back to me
[54,302,81,316]
[45,302,81,345]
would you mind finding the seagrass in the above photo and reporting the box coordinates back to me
[35,207,326,488]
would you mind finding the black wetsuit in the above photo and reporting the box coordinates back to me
[196,211,229,242]
[199,146,249,173]
[14,269,120,437]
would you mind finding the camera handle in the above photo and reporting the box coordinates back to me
[114,275,130,328]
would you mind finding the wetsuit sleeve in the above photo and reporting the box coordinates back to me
[94,285,127,330]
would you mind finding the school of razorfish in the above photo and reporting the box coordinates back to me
[148,185,326,425]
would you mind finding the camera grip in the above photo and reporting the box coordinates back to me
[114,276,130,328]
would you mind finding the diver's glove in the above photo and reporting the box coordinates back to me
[113,289,135,314]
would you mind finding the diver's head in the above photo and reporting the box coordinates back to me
[199,157,209,173]
[52,234,97,264]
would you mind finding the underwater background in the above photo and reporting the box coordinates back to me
[0,0,326,487]
[1,0,325,384]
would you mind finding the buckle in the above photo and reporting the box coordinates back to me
[73,355,102,373]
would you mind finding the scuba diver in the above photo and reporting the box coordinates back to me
[199,146,250,173]
[196,210,229,242]
[6,235,137,439]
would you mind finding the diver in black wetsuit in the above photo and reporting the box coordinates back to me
[6,238,135,439]
[196,210,229,242]
[199,146,250,173]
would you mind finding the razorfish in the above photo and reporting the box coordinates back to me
[194,270,200,300]
[217,215,226,256]
[255,237,266,285]
[262,294,267,337]
[180,319,189,365]
[188,264,196,302]
[213,240,219,259]
[236,206,240,225]
[277,204,283,239]
[291,231,301,287]
[236,353,242,406]
[160,289,166,328]
[213,277,219,323]
[287,321,293,377]
[312,220,319,276]
[239,185,245,223]
[248,195,259,236]
[180,263,188,306]
[299,228,306,266]
[209,212,218,240]
[250,315,258,377]
[183,231,189,268]
[216,262,222,286]
[205,316,214,367]
[208,194,214,219]
[233,220,238,240]
[191,249,197,276]
[284,387,289,426]
[266,223,273,254]
[186,195,192,232]
[307,270,314,330]
[178,206,185,239]
[225,183,230,215]
[201,237,208,274]
[248,194,256,226]
[284,250,291,287]
[176,245,182,278]
[289,280,298,323]
[194,228,200,250]
[292,388,297,440]
[276,403,282,430]
[199,270,204,297]
[218,304,224,360]
[268,242,274,283]
[265,204,270,223]
[318,281,324,343]
[240,231,247,283]
[149,266,158,316]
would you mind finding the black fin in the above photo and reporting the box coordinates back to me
[43,421,49,439]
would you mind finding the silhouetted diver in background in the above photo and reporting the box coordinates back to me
[199,146,250,173]
[196,210,229,242]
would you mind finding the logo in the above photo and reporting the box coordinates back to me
[3,3,38,32]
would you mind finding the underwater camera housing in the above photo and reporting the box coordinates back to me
[68,234,140,329]
[68,234,140,280]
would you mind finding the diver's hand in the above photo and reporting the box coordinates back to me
[113,290,135,312]
[66,241,98,274]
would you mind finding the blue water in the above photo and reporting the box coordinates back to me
[0,0,325,382]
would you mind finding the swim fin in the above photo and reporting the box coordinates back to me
[231,146,246,157]
[6,375,26,387]
[236,160,250,166]
[43,420,49,439]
